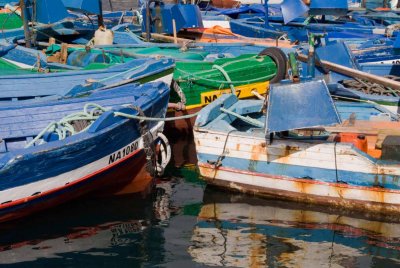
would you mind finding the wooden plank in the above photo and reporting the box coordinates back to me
[142,33,192,44]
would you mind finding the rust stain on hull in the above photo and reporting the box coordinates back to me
[199,164,400,215]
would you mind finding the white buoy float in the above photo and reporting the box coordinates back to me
[94,26,114,45]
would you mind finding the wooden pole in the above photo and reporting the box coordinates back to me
[20,0,31,48]
[142,32,191,44]
[172,19,177,44]
[97,0,104,27]
[145,0,151,42]
[108,0,114,11]
[296,53,400,91]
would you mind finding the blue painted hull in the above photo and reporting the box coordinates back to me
[0,81,170,222]
[230,16,385,42]
[0,57,174,101]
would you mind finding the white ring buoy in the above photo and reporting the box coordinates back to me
[155,132,171,176]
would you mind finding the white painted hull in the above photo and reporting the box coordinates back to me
[0,122,164,207]
[194,129,400,213]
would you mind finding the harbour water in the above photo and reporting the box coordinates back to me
[1,163,400,267]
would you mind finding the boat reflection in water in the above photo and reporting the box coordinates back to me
[0,175,171,266]
[189,187,400,268]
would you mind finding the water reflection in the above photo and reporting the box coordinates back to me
[0,165,207,268]
[3,165,400,268]
[189,187,400,268]
[0,184,170,266]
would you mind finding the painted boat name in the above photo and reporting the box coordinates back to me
[109,140,139,164]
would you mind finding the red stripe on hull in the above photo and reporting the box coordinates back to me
[0,151,152,223]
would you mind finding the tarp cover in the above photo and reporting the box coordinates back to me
[265,80,341,133]
[62,0,101,15]
[35,0,69,24]
[281,0,309,24]
[309,0,348,16]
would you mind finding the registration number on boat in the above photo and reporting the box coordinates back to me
[200,81,269,105]
[109,140,139,164]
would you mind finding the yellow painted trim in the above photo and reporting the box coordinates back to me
[168,81,269,112]
[200,81,269,106]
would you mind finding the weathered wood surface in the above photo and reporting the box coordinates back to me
[102,0,138,11]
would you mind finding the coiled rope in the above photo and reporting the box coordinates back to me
[25,103,108,148]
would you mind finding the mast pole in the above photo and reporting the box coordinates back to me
[98,0,104,27]
[264,0,269,28]
[20,0,31,48]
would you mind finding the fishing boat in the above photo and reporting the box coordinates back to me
[171,53,280,110]
[194,79,400,214]
[0,81,170,222]
[0,56,174,102]
[178,26,293,47]
[295,39,400,114]
[229,0,390,42]
[165,48,286,143]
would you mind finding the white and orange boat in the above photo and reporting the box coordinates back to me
[180,26,294,48]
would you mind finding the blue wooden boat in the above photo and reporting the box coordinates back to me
[0,57,174,102]
[297,40,400,113]
[330,83,400,115]
[0,81,170,222]
[194,80,400,214]
[227,0,390,42]
[230,16,387,42]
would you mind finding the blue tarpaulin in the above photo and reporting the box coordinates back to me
[310,0,348,16]
[35,0,69,24]
[61,0,102,15]
[265,80,341,133]
[205,4,282,17]
[281,0,309,24]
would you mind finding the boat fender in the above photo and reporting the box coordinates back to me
[155,132,171,176]
[94,26,114,45]
[258,47,287,84]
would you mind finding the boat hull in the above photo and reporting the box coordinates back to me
[193,94,400,214]
[0,150,150,223]
[0,82,170,223]
[198,162,400,215]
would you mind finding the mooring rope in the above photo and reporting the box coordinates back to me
[25,103,108,148]
[212,65,235,94]
[175,67,275,85]
[26,103,201,147]
[26,98,268,148]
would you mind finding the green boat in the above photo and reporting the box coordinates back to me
[0,11,22,30]
[0,58,38,75]
[171,54,278,110]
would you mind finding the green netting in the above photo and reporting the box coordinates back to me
[46,44,128,68]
